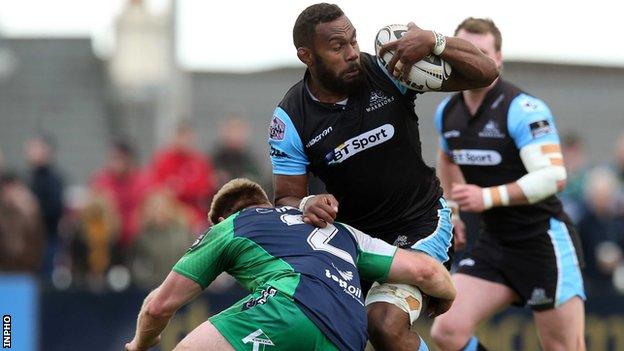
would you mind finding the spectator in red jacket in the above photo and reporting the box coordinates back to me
[147,120,216,230]
[90,139,147,258]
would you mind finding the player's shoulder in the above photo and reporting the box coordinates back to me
[276,78,305,119]
[509,93,551,116]
[504,81,551,116]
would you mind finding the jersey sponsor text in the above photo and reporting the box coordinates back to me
[325,124,395,165]
[452,149,502,166]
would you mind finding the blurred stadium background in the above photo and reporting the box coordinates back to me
[0,0,623,350]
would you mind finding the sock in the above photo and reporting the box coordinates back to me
[462,336,489,351]
[418,336,429,351]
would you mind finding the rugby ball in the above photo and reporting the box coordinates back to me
[375,24,452,92]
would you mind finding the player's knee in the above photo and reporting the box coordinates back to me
[367,303,411,342]
[430,317,472,350]
[538,328,574,351]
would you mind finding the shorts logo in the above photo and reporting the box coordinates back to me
[393,235,409,248]
[325,124,395,165]
[366,90,395,112]
[478,120,505,138]
[529,120,552,138]
[269,116,285,141]
[306,126,333,148]
[242,287,277,311]
[527,287,553,306]
[242,329,274,350]
[452,149,502,166]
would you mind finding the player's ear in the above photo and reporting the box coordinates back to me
[494,50,503,69]
[297,47,313,66]
[217,216,225,223]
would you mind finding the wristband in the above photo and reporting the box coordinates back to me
[432,31,447,56]
[298,195,315,212]
[497,185,510,206]
[482,188,493,210]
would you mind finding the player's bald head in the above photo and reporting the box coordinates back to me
[209,178,271,224]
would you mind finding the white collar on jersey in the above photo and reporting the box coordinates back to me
[305,82,348,106]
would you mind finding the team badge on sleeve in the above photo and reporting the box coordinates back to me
[529,120,552,138]
[187,231,208,252]
[269,116,286,141]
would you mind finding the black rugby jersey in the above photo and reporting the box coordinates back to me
[435,79,569,241]
[268,52,442,238]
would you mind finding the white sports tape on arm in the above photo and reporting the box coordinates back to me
[517,143,567,204]
[365,282,423,325]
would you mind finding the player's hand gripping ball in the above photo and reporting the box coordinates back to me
[375,24,451,92]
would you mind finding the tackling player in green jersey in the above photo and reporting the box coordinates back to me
[125,179,455,350]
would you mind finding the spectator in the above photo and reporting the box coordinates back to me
[614,132,624,185]
[0,173,45,272]
[130,190,192,289]
[25,133,65,278]
[80,192,120,291]
[90,139,147,263]
[212,115,262,186]
[577,167,624,295]
[611,132,624,215]
[147,120,216,230]
[560,132,590,223]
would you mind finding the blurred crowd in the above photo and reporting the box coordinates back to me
[0,117,263,292]
[559,131,624,296]
[2,123,624,296]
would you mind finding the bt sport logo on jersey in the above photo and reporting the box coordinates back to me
[325,124,395,165]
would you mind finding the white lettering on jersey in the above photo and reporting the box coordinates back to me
[325,124,395,165]
[306,126,333,148]
[280,214,305,226]
[452,149,502,166]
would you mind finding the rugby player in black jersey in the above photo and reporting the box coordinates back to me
[429,18,585,351]
[267,4,498,351]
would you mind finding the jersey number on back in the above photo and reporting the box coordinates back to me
[307,226,355,266]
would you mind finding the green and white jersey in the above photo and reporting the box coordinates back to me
[173,206,397,351]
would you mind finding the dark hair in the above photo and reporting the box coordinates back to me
[112,137,136,158]
[561,131,583,148]
[208,178,270,224]
[454,17,502,52]
[32,131,57,151]
[293,3,344,48]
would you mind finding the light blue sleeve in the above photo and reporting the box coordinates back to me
[375,57,409,95]
[268,107,309,175]
[507,94,560,149]
[434,96,452,155]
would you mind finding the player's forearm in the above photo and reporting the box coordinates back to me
[436,149,465,198]
[393,251,456,301]
[131,290,172,349]
[483,171,565,209]
[481,143,567,208]
[440,37,499,87]
[414,264,456,301]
